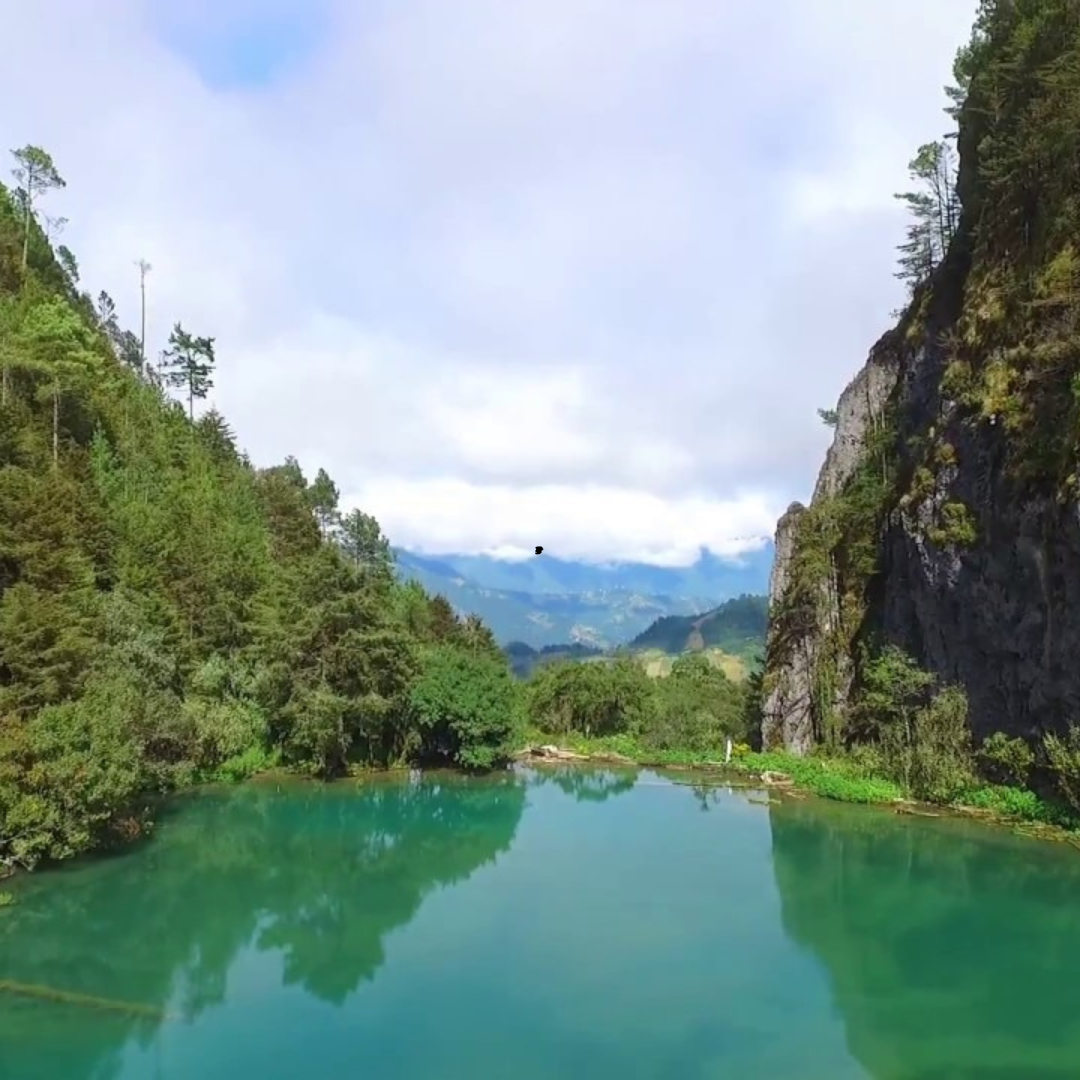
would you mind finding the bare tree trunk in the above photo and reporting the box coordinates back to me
[52,381,59,468]
[136,258,151,371]
[21,201,31,275]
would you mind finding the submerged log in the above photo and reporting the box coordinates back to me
[0,978,173,1020]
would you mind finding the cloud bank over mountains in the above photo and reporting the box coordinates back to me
[1,0,976,565]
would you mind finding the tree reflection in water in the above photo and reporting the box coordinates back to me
[768,798,1080,1079]
[0,773,527,1080]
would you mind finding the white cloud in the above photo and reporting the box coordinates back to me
[1,0,978,566]
[351,477,778,567]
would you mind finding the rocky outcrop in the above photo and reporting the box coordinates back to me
[760,502,814,753]
[811,339,903,504]
[763,279,1080,751]
[761,335,901,753]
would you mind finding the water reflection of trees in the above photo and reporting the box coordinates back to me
[524,765,637,803]
[0,774,526,1080]
[768,800,1080,1079]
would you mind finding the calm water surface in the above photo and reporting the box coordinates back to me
[3,767,1080,1079]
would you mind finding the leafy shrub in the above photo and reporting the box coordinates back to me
[977,732,1034,786]
[0,672,150,867]
[858,648,974,801]
[1043,724,1080,814]
[409,645,521,770]
[525,657,655,738]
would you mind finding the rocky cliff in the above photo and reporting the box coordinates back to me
[762,1,1080,754]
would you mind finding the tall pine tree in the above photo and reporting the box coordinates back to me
[160,322,215,420]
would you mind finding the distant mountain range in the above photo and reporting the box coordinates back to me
[393,545,774,648]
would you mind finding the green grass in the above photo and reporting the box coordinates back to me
[955,782,1078,829]
[519,730,1080,835]
[521,730,901,801]
[728,751,904,803]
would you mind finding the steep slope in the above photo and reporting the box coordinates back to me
[762,1,1080,757]
[0,167,515,869]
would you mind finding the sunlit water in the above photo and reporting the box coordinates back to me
[3,767,1080,1079]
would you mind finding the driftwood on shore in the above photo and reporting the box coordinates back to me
[517,744,591,763]
[760,770,793,787]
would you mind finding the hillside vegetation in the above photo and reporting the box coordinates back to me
[524,651,751,757]
[0,155,520,871]
[629,594,767,665]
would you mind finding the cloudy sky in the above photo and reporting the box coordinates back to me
[2,0,976,566]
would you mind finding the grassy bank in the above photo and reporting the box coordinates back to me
[522,730,1080,840]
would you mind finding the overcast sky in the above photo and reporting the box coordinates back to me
[2,0,977,566]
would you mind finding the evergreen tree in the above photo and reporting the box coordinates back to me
[308,467,340,537]
[17,294,103,466]
[339,508,393,575]
[9,145,65,275]
[160,322,215,420]
[894,141,960,293]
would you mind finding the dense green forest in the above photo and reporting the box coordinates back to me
[0,151,526,871]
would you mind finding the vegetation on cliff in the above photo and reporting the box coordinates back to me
[762,0,1080,823]
[0,153,522,871]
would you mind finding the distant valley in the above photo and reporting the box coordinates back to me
[393,546,773,649]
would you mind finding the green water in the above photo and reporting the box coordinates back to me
[3,768,1080,1080]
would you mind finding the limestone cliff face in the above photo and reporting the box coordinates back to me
[761,332,901,753]
[762,269,1080,751]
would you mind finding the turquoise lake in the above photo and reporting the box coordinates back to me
[3,766,1080,1079]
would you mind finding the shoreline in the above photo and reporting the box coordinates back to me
[514,743,1080,849]
[4,744,1077,889]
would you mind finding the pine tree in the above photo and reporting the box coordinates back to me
[9,145,66,275]
[339,508,393,575]
[160,322,215,420]
[894,141,960,294]
[308,468,340,537]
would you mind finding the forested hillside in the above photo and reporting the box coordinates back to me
[0,152,519,871]
[629,594,767,662]
[761,0,1080,814]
